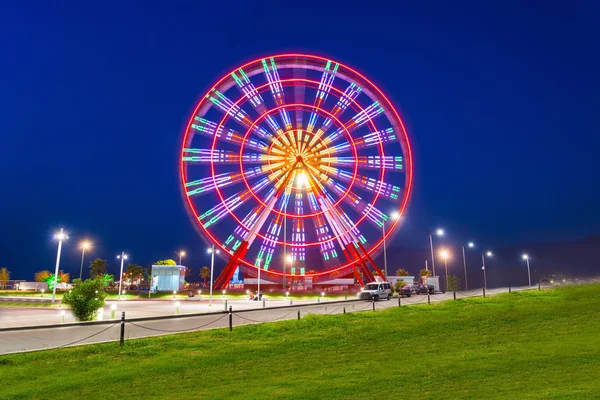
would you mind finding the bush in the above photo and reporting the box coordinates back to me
[62,279,107,321]
[395,280,406,293]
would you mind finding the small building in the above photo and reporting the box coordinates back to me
[385,275,415,286]
[150,265,186,292]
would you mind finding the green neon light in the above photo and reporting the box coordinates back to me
[231,72,242,86]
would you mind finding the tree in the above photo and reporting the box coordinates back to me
[100,273,115,286]
[447,274,460,291]
[34,270,52,282]
[43,274,61,290]
[419,269,432,284]
[184,266,192,279]
[200,266,210,286]
[62,278,107,321]
[0,267,10,289]
[395,268,409,276]
[125,264,147,285]
[154,259,176,266]
[394,280,406,293]
[59,270,70,284]
[89,258,108,278]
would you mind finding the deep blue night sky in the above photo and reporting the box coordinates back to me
[1,1,599,280]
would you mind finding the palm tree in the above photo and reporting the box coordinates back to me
[200,266,210,287]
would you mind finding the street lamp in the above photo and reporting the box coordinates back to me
[256,258,262,297]
[481,251,492,290]
[382,211,400,279]
[207,246,219,306]
[522,254,532,287]
[178,250,186,265]
[52,229,68,304]
[461,242,475,290]
[428,228,444,278]
[439,249,450,292]
[79,240,91,280]
[117,252,128,301]
[285,254,293,290]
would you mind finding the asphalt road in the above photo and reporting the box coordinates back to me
[0,286,535,355]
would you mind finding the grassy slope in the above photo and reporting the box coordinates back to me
[1,285,598,399]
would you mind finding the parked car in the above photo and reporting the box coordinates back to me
[358,282,392,301]
[416,284,434,294]
[399,285,413,297]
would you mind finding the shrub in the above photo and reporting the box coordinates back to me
[62,279,107,321]
[395,280,406,293]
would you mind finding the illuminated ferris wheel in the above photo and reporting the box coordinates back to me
[180,54,413,289]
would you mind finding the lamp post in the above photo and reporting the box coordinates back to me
[440,249,450,292]
[522,254,532,287]
[462,242,474,290]
[208,246,219,306]
[481,251,492,290]
[52,228,68,304]
[382,211,399,279]
[428,228,444,278]
[117,252,128,301]
[286,254,293,290]
[79,241,91,280]
[178,250,186,266]
[256,258,262,297]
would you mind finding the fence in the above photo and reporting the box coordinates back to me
[0,284,541,355]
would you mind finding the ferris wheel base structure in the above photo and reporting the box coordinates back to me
[212,239,386,290]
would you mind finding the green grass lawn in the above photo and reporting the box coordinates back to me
[0,290,62,299]
[1,284,598,399]
[0,302,57,308]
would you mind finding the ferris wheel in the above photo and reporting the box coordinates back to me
[180,54,413,289]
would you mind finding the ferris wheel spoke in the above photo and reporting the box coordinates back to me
[315,172,383,232]
[231,68,267,114]
[316,128,398,157]
[312,214,340,265]
[206,89,273,139]
[319,166,402,201]
[305,82,362,151]
[290,191,306,270]
[186,167,270,196]
[255,188,292,271]
[222,203,265,253]
[261,57,292,130]
[197,190,252,229]
[190,118,269,153]
[182,149,283,165]
[319,155,403,171]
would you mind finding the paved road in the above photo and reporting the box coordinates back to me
[0,286,536,355]
[0,296,343,328]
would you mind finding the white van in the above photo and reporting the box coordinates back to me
[358,282,392,301]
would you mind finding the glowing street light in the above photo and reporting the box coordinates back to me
[382,211,400,279]
[52,228,68,304]
[481,251,492,290]
[461,242,475,290]
[79,240,91,280]
[178,250,186,265]
[117,252,128,301]
[207,245,219,306]
[285,254,293,290]
[256,258,263,297]
[522,254,532,287]
[428,228,444,278]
